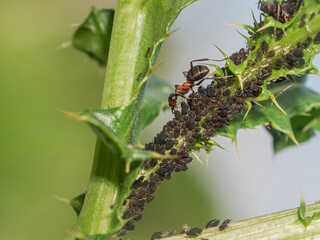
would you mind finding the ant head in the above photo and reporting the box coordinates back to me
[260,1,277,14]
[168,93,177,102]
[183,71,188,78]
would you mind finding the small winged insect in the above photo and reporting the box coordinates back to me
[168,58,228,112]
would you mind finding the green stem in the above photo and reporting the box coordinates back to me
[162,202,320,239]
[74,0,146,235]
[101,0,145,109]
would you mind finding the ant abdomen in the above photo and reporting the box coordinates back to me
[185,65,210,82]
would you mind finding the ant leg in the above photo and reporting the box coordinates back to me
[274,75,294,99]
[194,78,207,86]
[205,74,235,81]
[258,0,262,9]
[260,13,264,23]
[177,93,192,100]
[190,58,226,68]
[274,2,281,35]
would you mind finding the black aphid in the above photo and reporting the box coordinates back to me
[219,219,231,231]
[186,227,202,236]
[205,219,220,228]
[315,32,320,42]
[293,49,304,58]
[261,40,269,53]
[150,231,163,240]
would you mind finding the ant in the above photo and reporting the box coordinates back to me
[258,0,290,24]
[258,0,292,35]
[168,58,230,112]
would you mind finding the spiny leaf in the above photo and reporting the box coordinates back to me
[215,78,320,152]
[79,109,157,164]
[72,7,114,66]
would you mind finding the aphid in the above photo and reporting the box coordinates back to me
[255,50,263,61]
[299,20,306,27]
[186,227,202,236]
[205,219,220,228]
[315,32,320,42]
[293,49,304,58]
[261,40,269,53]
[168,58,228,111]
[146,47,151,57]
[267,50,275,58]
[310,12,315,21]
[219,219,231,231]
[165,139,174,150]
[123,220,135,231]
[137,72,143,81]
[275,58,284,67]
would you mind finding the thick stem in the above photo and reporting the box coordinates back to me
[74,0,146,235]
[101,0,144,109]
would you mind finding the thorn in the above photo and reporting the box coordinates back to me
[136,143,145,149]
[168,27,180,36]
[251,10,258,28]
[65,229,84,238]
[212,44,229,59]
[205,151,210,169]
[125,161,131,173]
[54,195,71,204]
[58,110,85,121]
[235,29,250,41]
[190,150,203,165]
[233,139,240,160]
[288,133,300,147]
[238,75,243,90]
[243,100,252,121]
[257,22,273,32]
[153,61,165,71]
[69,23,80,27]
[207,140,226,151]
[252,101,265,108]
[268,91,287,115]
[299,185,303,202]
[56,40,72,50]
[224,23,256,34]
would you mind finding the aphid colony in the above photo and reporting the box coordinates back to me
[149,218,231,239]
[118,0,320,237]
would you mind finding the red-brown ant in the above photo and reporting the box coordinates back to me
[168,58,229,112]
[259,0,290,23]
[258,0,292,35]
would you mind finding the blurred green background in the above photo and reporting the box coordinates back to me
[0,1,217,239]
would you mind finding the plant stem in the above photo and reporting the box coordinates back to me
[74,0,146,235]
[162,202,320,239]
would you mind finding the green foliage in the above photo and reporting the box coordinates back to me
[72,7,114,66]
[215,78,320,152]
[214,0,320,152]
[68,0,320,238]
[70,1,197,239]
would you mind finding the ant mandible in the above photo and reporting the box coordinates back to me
[168,58,226,112]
